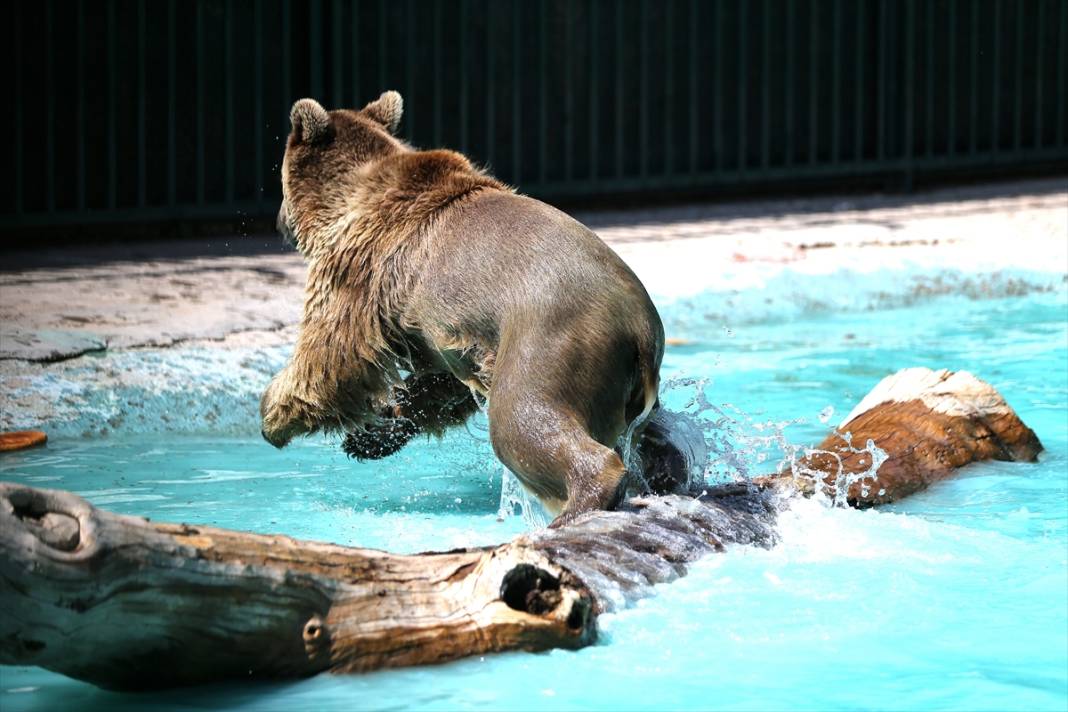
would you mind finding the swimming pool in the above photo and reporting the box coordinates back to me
[1,264,1065,711]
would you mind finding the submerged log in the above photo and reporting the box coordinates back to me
[0,368,1042,690]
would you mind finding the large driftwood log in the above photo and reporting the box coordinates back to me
[0,368,1042,690]
[0,483,774,689]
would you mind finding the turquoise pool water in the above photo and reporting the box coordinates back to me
[1,268,1066,711]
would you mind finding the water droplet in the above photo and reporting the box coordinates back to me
[818,405,835,423]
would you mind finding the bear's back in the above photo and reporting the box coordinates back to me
[408,190,660,349]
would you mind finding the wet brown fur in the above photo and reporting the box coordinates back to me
[262,92,671,525]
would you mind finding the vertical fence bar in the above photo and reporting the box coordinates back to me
[378,0,387,95]
[195,1,204,205]
[589,0,598,182]
[406,0,415,141]
[991,0,1000,152]
[785,0,794,167]
[615,1,623,179]
[167,0,176,207]
[809,0,818,166]
[225,1,234,203]
[831,0,841,166]
[282,0,291,109]
[564,1,572,181]
[639,0,649,180]
[1013,0,1023,151]
[108,0,117,209]
[969,0,977,155]
[77,0,86,211]
[738,0,748,174]
[715,0,724,172]
[254,0,263,210]
[925,0,933,157]
[689,0,697,175]
[310,0,323,99]
[761,0,771,170]
[353,1,362,106]
[488,0,496,170]
[1059,0,1066,147]
[13,1,22,214]
[332,0,343,106]
[137,0,146,208]
[665,0,674,176]
[460,0,468,153]
[46,0,55,212]
[854,0,864,163]
[432,0,441,145]
[904,0,914,184]
[1034,0,1043,149]
[538,0,547,184]
[877,0,886,162]
[948,0,956,156]
[513,0,522,182]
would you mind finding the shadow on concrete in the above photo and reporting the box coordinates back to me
[3,177,1064,271]
[0,233,298,272]
[573,176,1068,230]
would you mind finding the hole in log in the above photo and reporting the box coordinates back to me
[566,597,590,631]
[9,489,47,522]
[8,489,81,551]
[500,564,562,615]
[303,615,324,642]
[302,614,331,662]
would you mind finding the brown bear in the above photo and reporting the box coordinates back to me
[261,91,688,526]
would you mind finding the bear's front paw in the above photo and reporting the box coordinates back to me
[342,418,420,461]
[261,417,309,449]
[260,378,314,449]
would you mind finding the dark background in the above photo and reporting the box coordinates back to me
[4,0,1067,239]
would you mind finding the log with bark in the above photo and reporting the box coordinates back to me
[0,368,1042,690]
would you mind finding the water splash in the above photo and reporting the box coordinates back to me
[497,466,551,528]
[655,376,887,507]
[788,430,889,507]
[657,375,807,485]
[462,389,552,528]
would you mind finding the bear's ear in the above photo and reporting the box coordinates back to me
[361,90,404,134]
[290,98,332,143]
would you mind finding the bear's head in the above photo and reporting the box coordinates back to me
[277,91,405,254]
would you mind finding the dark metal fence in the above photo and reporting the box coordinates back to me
[5,0,1067,231]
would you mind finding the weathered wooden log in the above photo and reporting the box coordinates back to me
[0,368,1042,690]
[0,482,775,690]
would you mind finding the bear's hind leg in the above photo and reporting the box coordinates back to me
[487,395,629,528]
[552,445,630,528]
